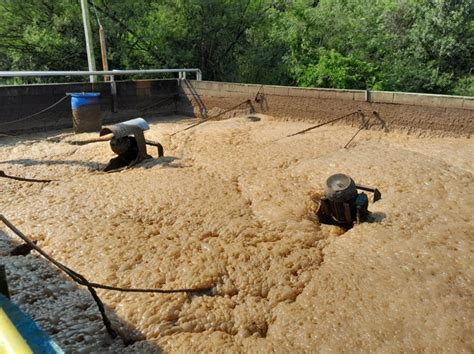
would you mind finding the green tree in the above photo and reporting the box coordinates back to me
[278,0,473,94]
[0,0,472,94]
[0,0,86,83]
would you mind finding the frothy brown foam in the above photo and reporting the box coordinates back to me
[1,114,472,352]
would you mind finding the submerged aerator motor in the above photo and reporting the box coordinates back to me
[317,174,381,228]
[100,118,164,172]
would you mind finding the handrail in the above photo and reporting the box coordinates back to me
[0,68,202,80]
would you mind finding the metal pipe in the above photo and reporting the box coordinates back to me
[80,0,97,83]
[0,69,202,79]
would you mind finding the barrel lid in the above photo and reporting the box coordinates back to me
[69,92,101,97]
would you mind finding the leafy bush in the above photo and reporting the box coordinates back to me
[297,49,376,89]
[452,76,474,96]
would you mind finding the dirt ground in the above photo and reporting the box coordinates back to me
[0,114,473,352]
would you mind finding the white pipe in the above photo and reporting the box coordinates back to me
[80,0,97,83]
[0,69,202,79]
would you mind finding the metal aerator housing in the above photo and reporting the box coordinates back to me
[317,174,381,228]
[100,118,163,172]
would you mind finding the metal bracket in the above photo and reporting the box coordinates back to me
[356,184,381,202]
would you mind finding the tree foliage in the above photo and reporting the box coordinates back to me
[0,0,472,95]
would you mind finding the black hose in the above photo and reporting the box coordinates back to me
[0,96,68,127]
[0,215,213,343]
[0,170,54,183]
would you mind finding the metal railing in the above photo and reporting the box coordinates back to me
[0,68,202,81]
[0,69,202,113]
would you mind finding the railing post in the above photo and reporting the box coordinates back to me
[196,70,202,81]
[110,71,118,113]
[365,89,372,103]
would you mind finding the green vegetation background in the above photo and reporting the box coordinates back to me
[0,0,472,95]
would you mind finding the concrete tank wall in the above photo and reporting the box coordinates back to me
[178,81,474,137]
[0,79,178,133]
[1,79,472,136]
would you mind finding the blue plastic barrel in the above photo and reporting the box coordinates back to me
[70,92,102,133]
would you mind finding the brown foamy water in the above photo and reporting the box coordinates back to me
[1,114,473,352]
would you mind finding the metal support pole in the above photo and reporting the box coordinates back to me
[365,89,372,103]
[0,265,10,299]
[80,0,97,83]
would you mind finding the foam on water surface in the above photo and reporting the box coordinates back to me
[1,115,473,352]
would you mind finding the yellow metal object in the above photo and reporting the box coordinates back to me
[0,308,32,354]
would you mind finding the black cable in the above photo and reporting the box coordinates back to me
[0,95,68,127]
[137,95,176,113]
[0,215,214,342]
[0,170,54,183]
[0,215,118,339]
[171,99,252,136]
[286,110,360,138]
[88,282,212,294]
[343,114,371,149]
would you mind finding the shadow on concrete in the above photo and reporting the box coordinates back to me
[0,229,162,353]
[254,87,269,113]
[181,80,208,118]
[177,80,269,121]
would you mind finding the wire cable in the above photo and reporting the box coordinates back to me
[285,110,360,138]
[0,215,214,343]
[0,170,54,183]
[343,114,371,149]
[171,99,252,136]
[0,95,68,127]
